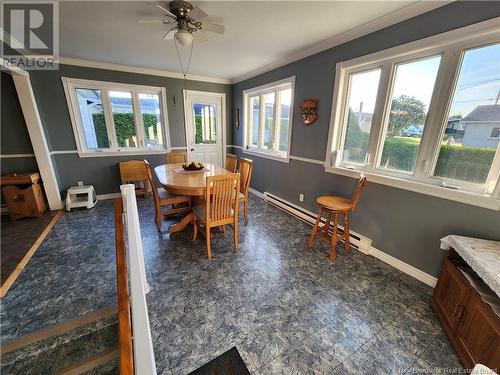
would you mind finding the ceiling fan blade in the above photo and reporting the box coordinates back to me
[202,22,225,34]
[162,23,177,39]
[163,30,175,40]
[138,19,167,23]
[193,31,208,43]
[152,3,177,19]
[188,7,208,20]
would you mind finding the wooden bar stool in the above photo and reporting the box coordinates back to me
[307,174,367,261]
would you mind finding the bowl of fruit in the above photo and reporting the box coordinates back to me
[182,161,205,171]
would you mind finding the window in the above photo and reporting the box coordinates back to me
[63,78,170,156]
[326,24,500,209]
[243,77,295,161]
[491,128,500,139]
[75,88,109,149]
[342,69,381,165]
[193,104,217,144]
[378,56,441,173]
[433,44,500,186]
[110,91,137,148]
[139,93,164,148]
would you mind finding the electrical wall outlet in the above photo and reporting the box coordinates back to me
[299,193,304,202]
[77,181,84,186]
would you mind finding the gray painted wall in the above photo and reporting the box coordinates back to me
[1,71,39,176]
[231,1,500,277]
[27,64,232,194]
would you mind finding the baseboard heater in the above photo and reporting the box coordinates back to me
[262,191,372,254]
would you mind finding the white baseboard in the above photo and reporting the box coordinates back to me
[248,187,265,199]
[96,192,121,200]
[249,188,437,287]
[370,246,437,287]
[259,190,372,254]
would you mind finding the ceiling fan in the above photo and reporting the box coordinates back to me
[138,1,225,46]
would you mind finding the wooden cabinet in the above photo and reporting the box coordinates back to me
[431,250,500,370]
[0,172,46,220]
[432,257,471,332]
[456,292,500,369]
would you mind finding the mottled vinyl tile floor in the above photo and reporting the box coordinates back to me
[1,211,57,284]
[0,194,462,374]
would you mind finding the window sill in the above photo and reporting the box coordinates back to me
[77,149,169,158]
[242,148,290,163]
[324,165,500,210]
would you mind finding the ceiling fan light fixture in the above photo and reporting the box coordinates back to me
[175,29,193,46]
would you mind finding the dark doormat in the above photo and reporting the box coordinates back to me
[188,347,251,375]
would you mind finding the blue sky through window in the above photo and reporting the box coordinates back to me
[348,43,500,119]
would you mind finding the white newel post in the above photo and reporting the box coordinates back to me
[120,184,150,294]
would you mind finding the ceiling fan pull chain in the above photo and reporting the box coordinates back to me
[174,37,195,88]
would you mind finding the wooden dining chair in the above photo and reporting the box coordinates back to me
[192,174,240,259]
[237,158,253,223]
[307,174,367,261]
[119,160,150,198]
[144,160,191,232]
[166,151,187,164]
[225,153,238,173]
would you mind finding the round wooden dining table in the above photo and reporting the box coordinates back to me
[153,163,233,233]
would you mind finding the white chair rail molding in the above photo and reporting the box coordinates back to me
[2,2,500,375]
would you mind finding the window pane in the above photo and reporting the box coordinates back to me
[249,96,260,147]
[139,93,163,148]
[193,103,217,144]
[434,43,500,184]
[110,91,137,148]
[262,92,275,150]
[379,56,441,172]
[342,69,381,164]
[76,88,109,149]
[278,88,291,153]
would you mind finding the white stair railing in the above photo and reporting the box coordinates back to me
[120,184,157,375]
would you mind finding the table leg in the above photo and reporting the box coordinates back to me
[168,213,194,234]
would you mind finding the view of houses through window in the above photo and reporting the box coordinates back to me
[331,40,500,195]
[379,55,441,173]
[66,79,168,153]
[75,88,109,149]
[434,43,500,184]
[342,69,380,165]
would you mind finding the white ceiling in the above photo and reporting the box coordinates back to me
[59,1,444,82]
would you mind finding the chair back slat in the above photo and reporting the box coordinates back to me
[225,154,238,173]
[144,160,161,212]
[238,158,253,195]
[119,160,148,182]
[350,174,367,209]
[166,151,187,164]
[206,174,240,222]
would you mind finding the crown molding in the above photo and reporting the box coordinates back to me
[230,1,452,84]
[58,57,232,85]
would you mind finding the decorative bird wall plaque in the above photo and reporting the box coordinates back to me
[300,99,319,125]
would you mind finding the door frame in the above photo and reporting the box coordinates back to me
[1,58,63,209]
[183,89,227,166]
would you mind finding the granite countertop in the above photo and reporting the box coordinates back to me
[441,235,500,297]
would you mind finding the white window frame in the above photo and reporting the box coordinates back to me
[62,77,171,157]
[325,17,500,210]
[242,76,295,162]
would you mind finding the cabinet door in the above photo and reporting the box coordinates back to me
[432,257,471,332]
[456,292,500,369]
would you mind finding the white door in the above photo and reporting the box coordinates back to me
[184,90,225,166]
